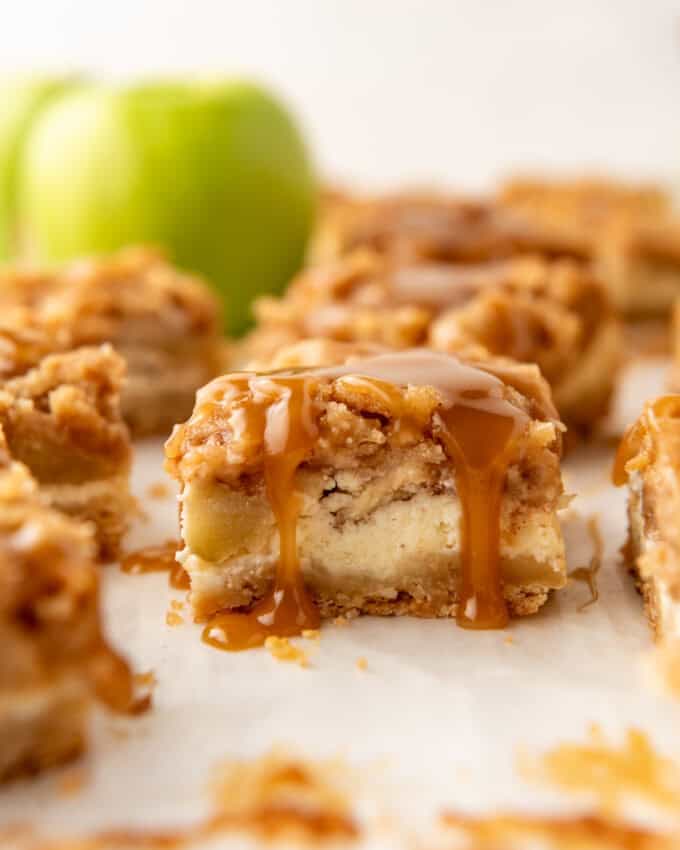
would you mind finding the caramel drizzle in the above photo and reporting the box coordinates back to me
[613,395,680,486]
[201,351,535,649]
[120,540,189,590]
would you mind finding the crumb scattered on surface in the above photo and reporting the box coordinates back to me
[302,629,321,641]
[171,599,184,612]
[356,657,368,671]
[333,616,348,627]
[166,611,184,627]
[56,768,86,797]
[442,810,678,849]
[133,670,157,689]
[521,724,680,815]
[147,481,171,500]
[265,636,309,667]
[210,749,359,842]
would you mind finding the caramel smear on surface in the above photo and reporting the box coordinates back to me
[197,351,546,649]
[523,725,680,816]
[120,540,190,591]
[264,636,309,667]
[569,515,603,610]
[442,811,678,849]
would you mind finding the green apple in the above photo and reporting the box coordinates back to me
[0,75,78,259]
[18,81,317,334]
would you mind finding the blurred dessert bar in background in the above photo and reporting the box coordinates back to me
[615,395,680,639]
[0,342,133,558]
[0,430,133,781]
[165,349,567,647]
[500,177,680,319]
[242,245,621,434]
[0,247,225,436]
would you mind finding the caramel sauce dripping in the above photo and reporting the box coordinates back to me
[613,395,680,486]
[200,352,537,648]
[120,540,190,590]
[568,515,603,610]
[202,377,321,651]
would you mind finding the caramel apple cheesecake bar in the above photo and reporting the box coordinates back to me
[500,177,680,318]
[165,350,567,649]
[0,432,134,781]
[0,341,133,558]
[241,251,621,433]
[310,191,590,266]
[615,396,680,639]
[0,246,224,436]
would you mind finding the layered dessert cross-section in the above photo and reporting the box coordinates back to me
[242,251,621,434]
[0,341,133,558]
[500,177,680,319]
[165,350,567,649]
[615,395,680,639]
[0,432,134,781]
[0,246,225,436]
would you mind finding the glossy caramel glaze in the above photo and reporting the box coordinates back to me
[120,540,190,590]
[166,351,558,648]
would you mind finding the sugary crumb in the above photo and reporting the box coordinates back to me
[57,768,86,797]
[133,669,157,689]
[264,636,309,667]
[356,657,368,671]
[166,611,184,627]
[147,481,171,500]
[171,599,184,612]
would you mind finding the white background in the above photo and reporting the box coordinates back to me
[1,0,679,191]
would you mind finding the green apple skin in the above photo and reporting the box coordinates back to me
[0,76,78,260]
[20,82,317,334]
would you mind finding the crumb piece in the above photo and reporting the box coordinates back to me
[133,670,157,689]
[333,617,349,627]
[356,657,368,671]
[442,810,678,848]
[521,725,680,815]
[57,768,86,797]
[210,749,359,842]
[171,599,184,612]
[264,636,309,667]
[166,611,184,627]
[147,481,171,500]
[302,629,320,641]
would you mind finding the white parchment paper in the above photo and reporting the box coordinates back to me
[2,359,680,847]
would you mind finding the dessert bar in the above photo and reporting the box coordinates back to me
[0,341,133,558]
[0,247,224,436]
[0,432,133,781]
[166,349,567,649]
